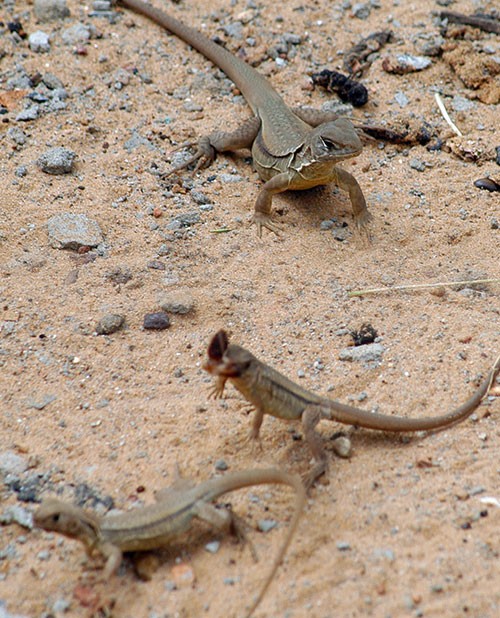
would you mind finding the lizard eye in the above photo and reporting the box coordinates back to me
[51,513,60,523]
[321,138,339,150]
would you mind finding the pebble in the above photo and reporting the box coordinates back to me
[16,105,39,122]
[190,190,212,205]
[61,23,91,45]
[143,312,170,330]
[95,314,125,335]
[47,213,103,250]
[393,91,409,108]
[382,54,431,74]
[410,158,426,172]
[351,2,371,19]
[205,541,220,553]
[167,211,201,229]
[26,394,57,410]
[452,95,475,112]
[257,519,277,533]
[214,459,228,471]
[338,342,384,363]
[37,549,51,561]
[331,434,352,459]
[0,601,29,618]
[28,31,50,53]
[336,541,351,551]
[52,598,71,614]
[0,505,33,529]
[0,451,28,476]
[34,0,70,22]
[159,292,195,315]
[37,147,76,174]
[7,127,27,146]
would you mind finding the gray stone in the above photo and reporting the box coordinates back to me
[16,105,39,121]
[28,31,50,53]
[95,314,125,335]
[257,519,278,532]
[0,505,33,529]
[61,23,91,45]
[47,213,104,250]
[338,342,384,363]
[394,91,409,108]
[34,0,70,22]
[37,147,76,175]
[159,291,195,315]
[0,451,28,477]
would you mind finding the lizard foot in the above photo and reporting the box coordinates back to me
[354,209,373,242]
[302,461,327,492]
[164,137,216,177]
[243,431,264,454]
[251,212,283,238]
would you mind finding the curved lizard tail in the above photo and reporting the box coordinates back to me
[236,469,306,618]
[325,354,500,432]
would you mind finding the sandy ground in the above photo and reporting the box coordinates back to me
[0,0,499,617]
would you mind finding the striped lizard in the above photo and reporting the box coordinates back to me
[118,0,371,236]
[34,467,305,617]
[204,330,500,488]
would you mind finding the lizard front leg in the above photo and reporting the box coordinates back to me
[333,166,372,231]
[166,116,260,175]
[252,173,292,237]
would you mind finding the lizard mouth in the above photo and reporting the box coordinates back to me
[203,358,242,378]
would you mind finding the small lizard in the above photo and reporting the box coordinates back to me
[34,467,305,618]
[118,0,371,236]
[204,330,500,488]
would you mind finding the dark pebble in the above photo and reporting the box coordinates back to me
[143,311,170,330]
[474,177,500,192]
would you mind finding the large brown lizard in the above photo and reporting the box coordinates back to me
[34,467,305,618]
[204,330,500,488]
[118,0,370,235]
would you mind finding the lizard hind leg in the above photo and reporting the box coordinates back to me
[301,405,328,490]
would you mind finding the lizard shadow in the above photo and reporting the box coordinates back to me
[277,185,353,226]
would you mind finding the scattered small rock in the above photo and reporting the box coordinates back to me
[410,158,426,172]
[0,505,33,529]
[336,541,351,551]
[382,54,431,74]
[34,0,70,22]
[26,394,57,410]
[339,343,384,363]
[330,434,352,459]
[37,147,76,175]
[214,459,228,471]
[47,213,104,250]
[0,451,29,477]
[205,541,220,553]
[143,311,170,330]
[257,519,277,533]
[28,31,50,53]
[61,23,91,46]
[95,314,125,335]
[393,91,409,107]
[159,291,195,315]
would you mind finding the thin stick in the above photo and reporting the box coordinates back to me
[435,93,463,137]
[348,278,500,298]
[440,10,500,35]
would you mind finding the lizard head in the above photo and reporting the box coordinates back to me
[307,118,362,162]
[203,330,254,377]
[34,498,100,549]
